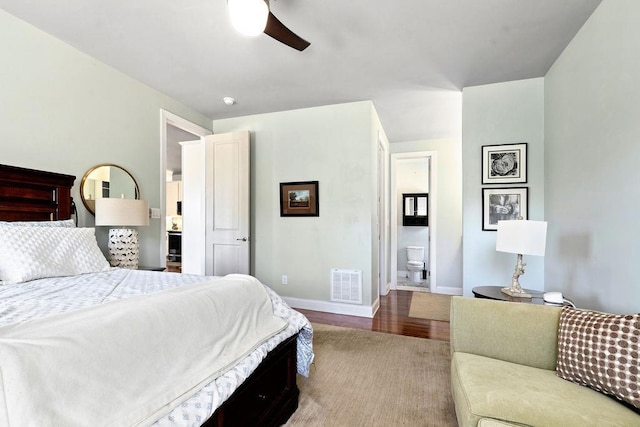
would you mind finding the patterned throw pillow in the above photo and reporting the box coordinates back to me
[556,306,640,410]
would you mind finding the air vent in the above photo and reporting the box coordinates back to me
[330,269,362,304]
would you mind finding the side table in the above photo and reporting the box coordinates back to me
[137,266,166,272]
[472,286,545,305]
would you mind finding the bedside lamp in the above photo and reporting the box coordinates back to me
[496,219,547,298]
[95,198,149,269]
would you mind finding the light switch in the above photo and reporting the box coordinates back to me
[150,208,161,219]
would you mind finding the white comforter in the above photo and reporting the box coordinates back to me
[0,270,314,426]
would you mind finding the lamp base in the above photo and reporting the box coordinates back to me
[107,228,140,269]
[501,253,532,298]
[501,286,532,298]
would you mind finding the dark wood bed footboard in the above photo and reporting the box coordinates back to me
[205,333,300,427]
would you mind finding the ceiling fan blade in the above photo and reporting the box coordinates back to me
[264,12,310,51]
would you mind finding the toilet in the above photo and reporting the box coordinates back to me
[406,246,424,282]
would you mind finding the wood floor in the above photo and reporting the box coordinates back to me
[296,290,450,342]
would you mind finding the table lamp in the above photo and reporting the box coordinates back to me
[496,219,547,298]
[95,198,149,269]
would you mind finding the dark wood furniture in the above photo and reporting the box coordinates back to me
[472,286,545,304]
[0,163,300,426]
[137,266,166,272]
[206,334,299,427]
[0,164,75,221]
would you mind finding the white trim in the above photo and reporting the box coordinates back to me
[377,132,388,297]
[398,284,430,292]
[159,110,211,267]
[284,296,380,319]
[434,286,463,296]
[390,151,438,293]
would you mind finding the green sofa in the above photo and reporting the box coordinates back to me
[450,296,640,427]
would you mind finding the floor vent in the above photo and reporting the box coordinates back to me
[330,269,362,304]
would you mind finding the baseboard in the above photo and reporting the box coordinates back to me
[284,296,379,318]
[433,286,463,296]
[382,281,391,295]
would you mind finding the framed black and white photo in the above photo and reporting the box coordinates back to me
[482,187,528,231]
[482,143,527,184]
[279,181,319,217]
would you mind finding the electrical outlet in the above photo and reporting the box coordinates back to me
[282,275,288,285]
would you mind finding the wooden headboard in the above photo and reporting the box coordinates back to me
[0,164,76,221]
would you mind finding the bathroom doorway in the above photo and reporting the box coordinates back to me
[390,151,437,293]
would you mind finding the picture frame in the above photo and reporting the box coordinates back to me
[279,181,319,217]
[482,187,528,231]
[482,143,527,184]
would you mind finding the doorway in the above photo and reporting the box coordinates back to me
[159,110,211,269]
[390,151,437,293]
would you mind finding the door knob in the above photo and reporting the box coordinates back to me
[236,237,248,241]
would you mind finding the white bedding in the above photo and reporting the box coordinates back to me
[0,269,314,426]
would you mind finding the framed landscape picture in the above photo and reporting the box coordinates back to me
[482,143,527,184]
[482,187,528,231]
[279,181,319,217]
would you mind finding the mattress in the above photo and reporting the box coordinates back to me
[0,269,314,426]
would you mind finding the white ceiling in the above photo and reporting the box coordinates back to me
[0,0,601,143]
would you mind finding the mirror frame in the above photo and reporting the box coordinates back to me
[80,163,140,215]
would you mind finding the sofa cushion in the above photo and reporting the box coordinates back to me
[450,297,562,370]
[556,306,640,410]
[451,352,640,427]
[477,420,518,427]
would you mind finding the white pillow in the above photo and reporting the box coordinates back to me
[0,219,75,228]
[0,226,109,284]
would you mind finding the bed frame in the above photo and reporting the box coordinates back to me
[0,164,75,221]
[0,163,300,426]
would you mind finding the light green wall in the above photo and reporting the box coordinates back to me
[545,0,640,313]
[0,9,212,266]
[390,139,463,291]
[462,78,545,296]
[212,102,381,309]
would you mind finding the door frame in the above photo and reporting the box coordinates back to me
[390,151,437,292]
[159,110,211,266]
[377,132,389,296]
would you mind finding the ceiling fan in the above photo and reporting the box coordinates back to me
[227,0,310,51]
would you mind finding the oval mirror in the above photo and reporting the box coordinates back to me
[80,164,140,215]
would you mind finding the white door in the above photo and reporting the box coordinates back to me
[204,132,250,276]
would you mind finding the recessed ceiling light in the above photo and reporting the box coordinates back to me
[223,97,236,106]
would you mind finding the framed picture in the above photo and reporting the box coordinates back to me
[279,181,319,217]
[482,143,527,184]
[482,187,528,231]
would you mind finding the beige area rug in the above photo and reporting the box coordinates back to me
[285,324,457,427]
[408,292,452,322]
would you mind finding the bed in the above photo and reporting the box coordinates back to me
[0,163,314,426]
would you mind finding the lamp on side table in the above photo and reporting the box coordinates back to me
[496,219,547,298]
[96,198,149,269]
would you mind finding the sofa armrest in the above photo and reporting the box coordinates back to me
[450,296,562,370]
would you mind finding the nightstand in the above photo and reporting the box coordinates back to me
[137,266,166,272]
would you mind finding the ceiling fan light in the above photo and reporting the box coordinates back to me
[228,0,269,37]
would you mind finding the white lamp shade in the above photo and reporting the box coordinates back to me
[496,220,547,256]
[228,0,269,36]
[95,198,149,227]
